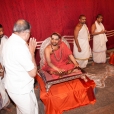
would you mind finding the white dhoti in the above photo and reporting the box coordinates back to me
[0,77,10,109]
[73,24,91,68]
[8,89,38,114]
[93,21,108,63]
[76,59,88,68]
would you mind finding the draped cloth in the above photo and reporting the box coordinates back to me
[0,35,10,110]
[35,74,96,114]
[109,53,114,65]
[42,42,81,79]
[0,35,8,65]
[93,21,108,63]
[73,24,91,68]
[0,77,10,110]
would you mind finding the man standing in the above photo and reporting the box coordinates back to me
[0,24,8,63]
[2,19,38,114]
[73,15,91,68]
[91,14,108,63]
[0,24,11,112]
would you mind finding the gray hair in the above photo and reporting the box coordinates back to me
[13,19,31,33]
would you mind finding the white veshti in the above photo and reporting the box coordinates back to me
[73,24,91,68]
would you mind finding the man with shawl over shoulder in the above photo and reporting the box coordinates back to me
[91,14,108,64]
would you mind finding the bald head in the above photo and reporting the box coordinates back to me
[13,19,31,33]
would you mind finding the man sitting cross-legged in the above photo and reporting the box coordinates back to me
[42,32,87,81]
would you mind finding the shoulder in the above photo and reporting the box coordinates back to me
[61,42,69,49]
[44,44,52,53]
[74,24,82,31]
[91,23,96,28]
[2,35,8,41]
[3,35,8,39]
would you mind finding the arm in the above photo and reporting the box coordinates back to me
[28,38,37,77]
[44,47,65,72]
[74,26,81,52]
[91,24,106,36]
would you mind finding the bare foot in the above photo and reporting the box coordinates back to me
[81,76,88,82]
[72,69,79,72]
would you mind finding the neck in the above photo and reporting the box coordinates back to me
[97,20,101,24]
[51,44,60,51]
[79,23,83,26]
[14,32,27,42]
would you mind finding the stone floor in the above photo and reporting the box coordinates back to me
[1,61,114,114]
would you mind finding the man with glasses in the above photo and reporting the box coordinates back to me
[2,19,38,114]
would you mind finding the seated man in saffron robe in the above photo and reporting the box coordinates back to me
[42,33,87,81]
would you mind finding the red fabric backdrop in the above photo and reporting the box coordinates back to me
[0,0,114,65]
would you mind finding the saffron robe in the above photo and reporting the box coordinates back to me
[42,42,80,79]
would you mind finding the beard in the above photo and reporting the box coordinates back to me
[51,42,58,46]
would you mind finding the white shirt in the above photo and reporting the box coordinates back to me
[2,33,34,94]
[0,35,8,64]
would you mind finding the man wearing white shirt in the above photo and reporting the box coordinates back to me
[2,20,38,114]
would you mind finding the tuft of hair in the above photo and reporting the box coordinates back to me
[96,14,103,19]
[79,15,85,19]
[13,19,31,33]
[0,24,3,28]
[51,32,61,39]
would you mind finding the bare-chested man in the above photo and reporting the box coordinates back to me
[42,33,82,79]
[73,15,91,68]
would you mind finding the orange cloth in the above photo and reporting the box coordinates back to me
[109,54,114,65]
[35,74,96,114]
[42,42,76,79]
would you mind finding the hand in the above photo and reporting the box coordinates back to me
[78,47,81,52]
[56,68,65,74]
[100,30,106,34]
[104,30,107,33]
[74,62,79,68]
[28,38,37,55]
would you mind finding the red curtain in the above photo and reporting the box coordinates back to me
[0,0,114,64]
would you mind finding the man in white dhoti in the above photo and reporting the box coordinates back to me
[2,20,39,114]
[73,15,91,68]
[0,24,8,85]
[0,24,8,63]
[0,24,11,112]
[0,64,10,111]
[91,14,108,63]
